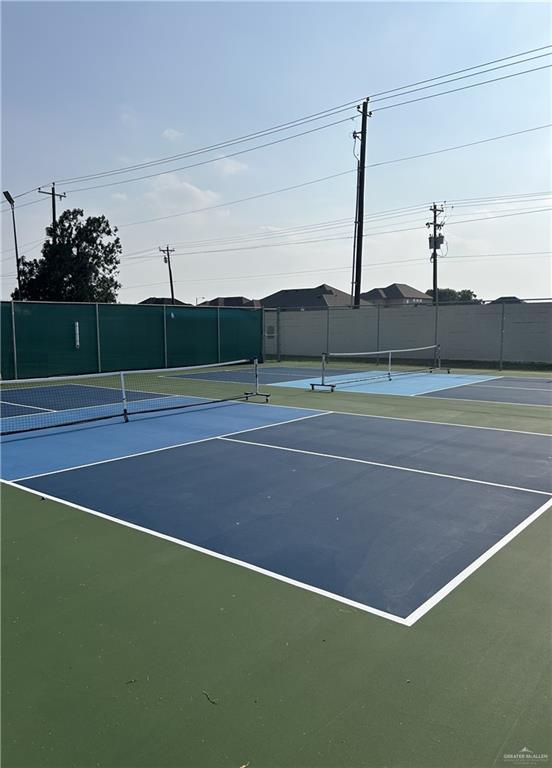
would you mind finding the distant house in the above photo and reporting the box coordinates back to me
[200,296,261,308]
[261,284,364,310]
[361,283,431,306]
[139,297,191,306]
[491,296,524,304]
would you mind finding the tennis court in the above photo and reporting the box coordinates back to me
[2,356,551,767]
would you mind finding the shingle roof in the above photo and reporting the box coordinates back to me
[200,296,260,307]
[261,284,361,309]
[361,283,431,301]
[138,297,190,306]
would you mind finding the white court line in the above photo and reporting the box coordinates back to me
[464,384,552,393]
[12,410,331,482]
[404,496,552,626]
[0,399,56,413]
[417,394,551,408]
[219,437,552,496]
[249,384,552,437]
[1,479,407,627]
[413,375,501,396]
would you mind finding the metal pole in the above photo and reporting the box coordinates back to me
[120,371,129,423]
[431,203,439,349]
[321,353,326,386]
[10,205,21,295]
[95,303,102,372]
[499,302,505,371]
[163,305,168,368]
[217,307,221,363]
[11,301,18,379]
[276,307,281,362]
[353,99,370,307]
[376,304,381,351]
[326,307,330,355]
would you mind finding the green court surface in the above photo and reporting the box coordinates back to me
[2,363,551,768]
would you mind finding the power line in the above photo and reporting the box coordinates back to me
[118,123,550,229]
[4,44,549,202]
[371,64,551,113]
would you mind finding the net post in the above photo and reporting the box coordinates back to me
[321,353,327,386]
[120,371,129,423]
[254,357,259,396]
[387,350,392,380]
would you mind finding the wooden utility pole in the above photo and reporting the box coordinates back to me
[427,203,445,350]
[352,99,371,307]
[159,245,176,304]
[38,183,66,244]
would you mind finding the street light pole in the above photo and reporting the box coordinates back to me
[3,190,22,296]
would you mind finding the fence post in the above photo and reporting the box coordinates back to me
[95,303,102,372]
[11,301,18,379]
[499,302,505,371]
[217,307,221,363]
[163,305,168,368]
[276,307,281,362]
[326,307,330,354]
[376,304,381,351]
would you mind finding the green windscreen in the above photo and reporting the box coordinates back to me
[98,304,165,372]
[166,306,219,367]
[1,303,16,379]
[12,302,98,378]
[2,301,263,379]
[219,308,263,362]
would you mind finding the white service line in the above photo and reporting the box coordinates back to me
[1,479,408,627]
[0,400,57,413]
[404,495,552,626]
[244,392,552,437]
[218,437,552,496]
[13,410,331,482]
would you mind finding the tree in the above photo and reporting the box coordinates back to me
[12,208,122,302]
[426,288,480,303]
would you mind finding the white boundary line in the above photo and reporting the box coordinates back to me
[418,393,551,408]
[412,374,501,396]
[246,390,552,437]
[0,399,56,413]
[219,437,552,496]
[463,384,552,393]
[12,411,330,482]
[1,479,408,627]
[403,496,552,626]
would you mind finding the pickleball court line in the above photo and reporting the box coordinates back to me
[12,410,331,482]
[218,437,552,496]
[0,478,408,627]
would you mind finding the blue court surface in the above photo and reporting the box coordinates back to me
[4,401,551,625]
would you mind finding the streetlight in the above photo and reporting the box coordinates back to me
[3,190,22,295]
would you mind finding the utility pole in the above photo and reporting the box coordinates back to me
[159,245,176,304]
[3,191,22,295]
[426,203,445,351]
[38,183,66,244]
[352,99,371,308]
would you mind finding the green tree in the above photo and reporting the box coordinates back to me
[12,209,122,302]
[426,288,480,303]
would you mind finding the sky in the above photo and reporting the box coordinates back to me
[1,1,551,304]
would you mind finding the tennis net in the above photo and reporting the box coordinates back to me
[311,345,442,391]
[0,358,270,435]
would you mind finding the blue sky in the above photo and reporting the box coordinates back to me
[1,1,550,303]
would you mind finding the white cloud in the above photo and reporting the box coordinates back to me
[216,156,247,177]
[162,128,184,142]
[143,173,219,213]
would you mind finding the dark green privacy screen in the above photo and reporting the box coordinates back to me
[98,304,165,373]
[1,301,263,379]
